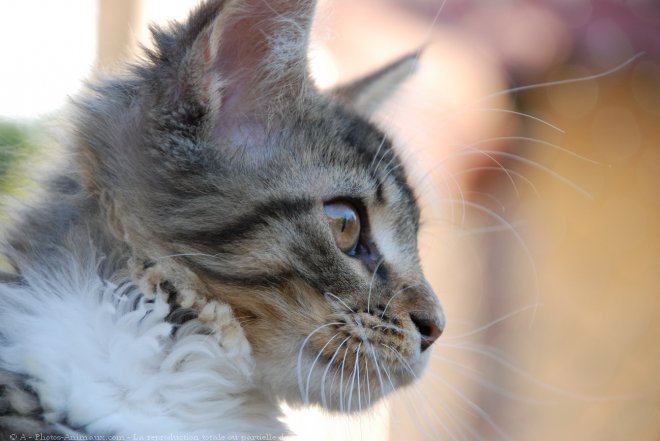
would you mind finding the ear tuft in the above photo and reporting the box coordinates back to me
[331,50,421,116]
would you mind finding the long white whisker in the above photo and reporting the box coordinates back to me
[444,304,538,341]
[462,190,509,213]
[372,142,396,176]
[364,351,373,410]
[475,52,644,103]
[441,342,646,402]
[347,343,362,412]
[470,136,600,165]
[433,372,515,441]
[443,198,541,324]
[472,107,565,133]
[431,354,554,405]
[354,344,361,414]
[407,157,469,227]
[368,134,389,172]
[420,0,449,46]
[321,335,351,410]
[296,322,342,404]
[324,291,355,313]
[366,341,385,402]
[338,343,350,413]
[381,343,416,379]
[397,380,453,441]
[456,166,542,200]
[305,333,340,405]
[476,150,594,199]
[381,344,462,439]
[381,284,417,319]
[417,146,520,199]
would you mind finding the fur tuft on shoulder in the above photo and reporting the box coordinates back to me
[0,243,286,436]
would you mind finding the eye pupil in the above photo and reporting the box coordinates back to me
[323,201,361,254]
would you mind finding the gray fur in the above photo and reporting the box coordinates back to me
[0,370,63,439]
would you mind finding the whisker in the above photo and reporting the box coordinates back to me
[381,344,464,439]
[305,333,340,405]
[357,346,364,413]
[368,133,389,173]
[431,353,554,405]
[471,107,565,133]
[442,198,541,325]
[321,335,351,410]
[455,167,542,200]
[296,321,342,404]
[347,343,362,412]
[420,0,450,46]
[432,372,516,441]
[443,304,538,341]
[324,291,355,313]
[397,382,452,441]
[372,323,417,338]
[381,343,416,379]
[417,146,520,199]
[381,284,418,319]
[366,341,386,402]
[338,341,351,413]
[371,141,396,177]
[475,150,594,199]
[470,136,600,165]
[397,156,469,227]
[440,342,646,402]
[461,190,508,213]
[475,52,644,103]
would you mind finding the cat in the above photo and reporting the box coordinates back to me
[0,0,445,437]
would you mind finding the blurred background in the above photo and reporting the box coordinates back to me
[1,0,659,440]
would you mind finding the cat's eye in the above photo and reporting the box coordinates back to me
[323,201,360,255]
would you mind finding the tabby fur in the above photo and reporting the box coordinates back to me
[0,0,445,436]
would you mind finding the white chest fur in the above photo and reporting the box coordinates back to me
[0,256,285,436]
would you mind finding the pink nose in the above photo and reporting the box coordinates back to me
[410,314,443,352]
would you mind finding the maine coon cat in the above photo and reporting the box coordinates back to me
[0,0,445,436]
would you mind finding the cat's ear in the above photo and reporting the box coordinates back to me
[182,0,316,138]
[331,51,420,116]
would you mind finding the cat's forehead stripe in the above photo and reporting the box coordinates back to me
[180,255,294,288]
[169,197,314,248]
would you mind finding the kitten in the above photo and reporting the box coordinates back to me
[0,0,444,436]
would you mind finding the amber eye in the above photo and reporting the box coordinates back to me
[323,201,360,254]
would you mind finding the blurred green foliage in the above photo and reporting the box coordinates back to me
[0,119,38,194]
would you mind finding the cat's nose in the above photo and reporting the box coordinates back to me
[410,313,443,352]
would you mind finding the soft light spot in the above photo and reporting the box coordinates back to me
[309,45,340,90]
[595,196,648,256]
[590,107,641,165]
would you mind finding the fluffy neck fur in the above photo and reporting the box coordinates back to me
[0,240,286,436]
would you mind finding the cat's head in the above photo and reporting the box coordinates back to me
[76,0,444,412]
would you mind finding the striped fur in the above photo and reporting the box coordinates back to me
[1,0,445,435]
